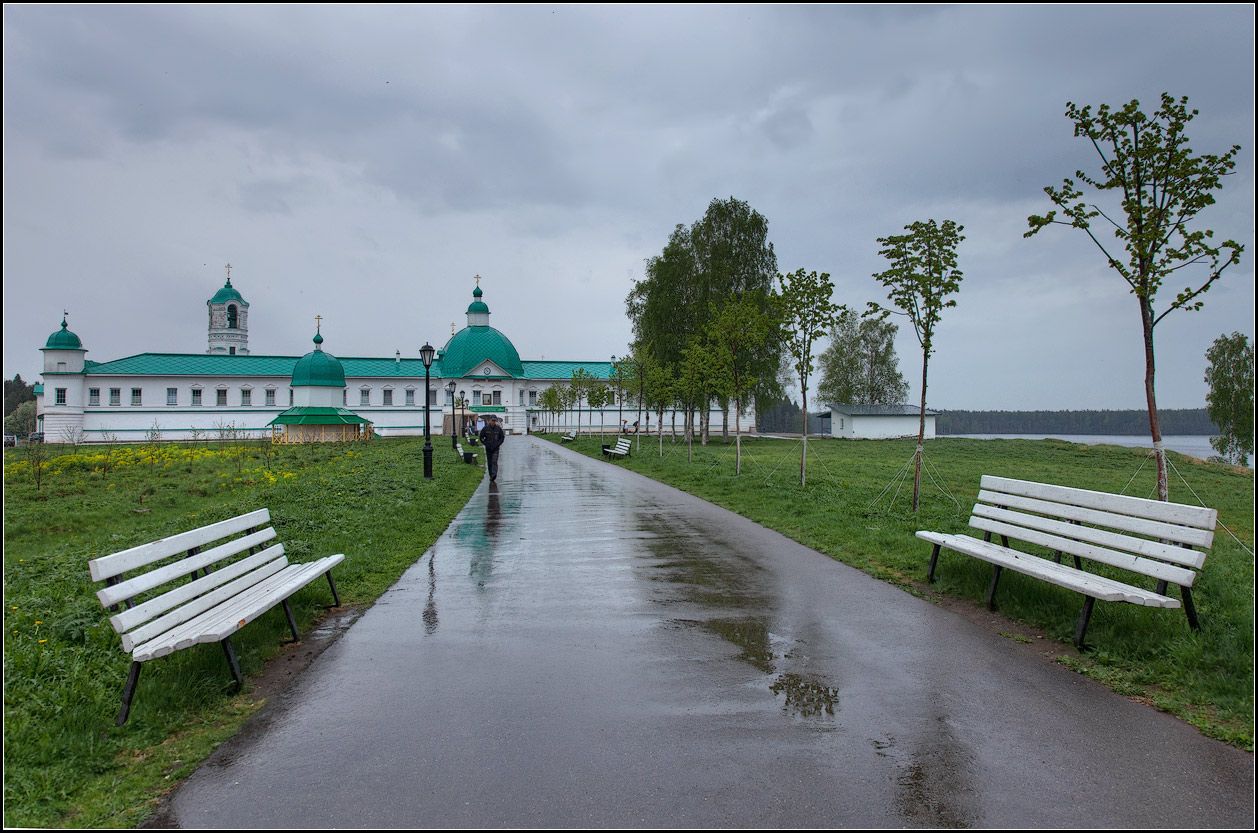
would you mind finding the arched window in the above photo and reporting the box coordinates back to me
[227,304,238,329]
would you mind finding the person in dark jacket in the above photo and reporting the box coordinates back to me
[478,415,506,481]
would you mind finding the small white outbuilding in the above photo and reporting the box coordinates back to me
[824,404,938,440]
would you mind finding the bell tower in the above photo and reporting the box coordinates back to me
[207,263,250,355]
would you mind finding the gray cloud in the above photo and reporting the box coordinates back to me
[3,4,1253,411]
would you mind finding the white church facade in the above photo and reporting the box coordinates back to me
[35,275,752,443]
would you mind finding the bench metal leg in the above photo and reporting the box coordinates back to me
[986,565,1003,610]
[1074,596,1096,648]
[116,661,143,726]
[1181,586,1200,631]
[281,599,300,641]
[221,637,244,688]
[927,544,941,583]
[326,571,341,607]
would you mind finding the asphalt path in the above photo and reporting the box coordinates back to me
[156,435,1253,828]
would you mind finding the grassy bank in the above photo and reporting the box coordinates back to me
[550,432,1254,749]
[3,437,483,828]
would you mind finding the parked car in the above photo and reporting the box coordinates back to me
[26,432,44,444]
[2,434,15,447]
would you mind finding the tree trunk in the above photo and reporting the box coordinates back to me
[722,403,729,444]
[657,406,665,457]
[735,398,742,475]
[1142,300,1169,501]
[701,402,710,446]
[913,352,929,512]
[801,387,808,487]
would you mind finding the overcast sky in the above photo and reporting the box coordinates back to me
[3,4,1254,411]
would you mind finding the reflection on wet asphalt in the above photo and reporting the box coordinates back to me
[160,437,1253,829]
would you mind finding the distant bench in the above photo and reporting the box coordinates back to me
[603,438,632,459]
[89,509,343,725]
[917,475,1216,647]
[456,442,479,464]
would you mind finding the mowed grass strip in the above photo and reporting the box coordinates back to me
[3,437,483,828]
[550,432,1254,749]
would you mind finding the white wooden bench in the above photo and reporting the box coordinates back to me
[603,438,632,458]
[560,433,577,442]
[89,508,344,725]
[917,476,1216,647]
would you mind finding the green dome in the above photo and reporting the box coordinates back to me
[209,278,248,306]
[45,317,83,350]
[441,325,524,378]
[466,284,489,314]
[291,332,346,387]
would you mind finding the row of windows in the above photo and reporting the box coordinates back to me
[85,387,287,407]
[65,386,545,408]
[75,387,504,407]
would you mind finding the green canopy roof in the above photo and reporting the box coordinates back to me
[268,407,370,426]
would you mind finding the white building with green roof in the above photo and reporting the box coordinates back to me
[35,276,752,444]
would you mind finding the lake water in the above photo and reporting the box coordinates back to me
[942,434,1251,468]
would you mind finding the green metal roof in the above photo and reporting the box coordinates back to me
[73,353,611,381]
[520,361,612,381]
[44,318,84,350]
[268,407,370,426]
[209,278,248,306]
[440,326,524,379]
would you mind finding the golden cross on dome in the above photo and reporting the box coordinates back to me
[315,314,323,333]
[225,263,232,280]
[451,321,456,335]
[474,274,481,286]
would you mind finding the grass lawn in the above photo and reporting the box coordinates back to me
[3,436,483,828]
[549,431,1254,749]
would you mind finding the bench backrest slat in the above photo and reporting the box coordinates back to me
[89,509,272,582]
[96,528,277,609]
[969,515,1199,587]
[975,489,1214,550]
[109,544,287,636]
[119,551,290,653]
[980,476,1217,530]
[973,505,1206,572]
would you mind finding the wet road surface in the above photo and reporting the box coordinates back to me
[158,436,1253,828]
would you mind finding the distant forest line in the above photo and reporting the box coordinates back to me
[934,408,1216,436]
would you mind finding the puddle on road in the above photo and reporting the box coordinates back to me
[636,516,841,722]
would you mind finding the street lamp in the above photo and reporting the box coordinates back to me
[446,381,457,449]
[420,342,435,480]
[613,355,621,435]
[459,390,466,441]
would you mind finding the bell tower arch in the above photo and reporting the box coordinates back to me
[207,263,250,355]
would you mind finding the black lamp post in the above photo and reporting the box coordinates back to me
[446,381,457,449]
[420,342,435,479]
[459,390,466,440]
[613,355,621,434]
